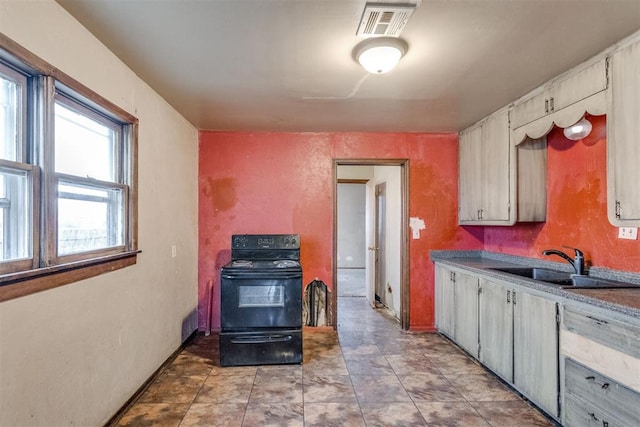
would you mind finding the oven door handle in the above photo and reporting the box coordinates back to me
[230,334,293,344]
[221,272,302,279]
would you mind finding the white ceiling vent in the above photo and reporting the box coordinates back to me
[356,3,416,37]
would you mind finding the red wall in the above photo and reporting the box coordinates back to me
[198,132,482,332]
[198,117,639,332]
[484,115,640,272]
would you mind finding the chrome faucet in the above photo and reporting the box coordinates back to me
[542,246,585,276]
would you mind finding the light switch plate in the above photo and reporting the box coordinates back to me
[618,227,638,240]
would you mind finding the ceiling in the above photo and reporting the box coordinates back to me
[55,0,640,133]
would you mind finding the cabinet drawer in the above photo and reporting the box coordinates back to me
[564,358,640,426]
[564,393,628,427]
[563,305,640,358]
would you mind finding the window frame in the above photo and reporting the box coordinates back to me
[0,33,139,302]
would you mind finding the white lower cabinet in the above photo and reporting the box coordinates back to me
[434,264,455,338]
[478,279,559,418]
[478,279,513,381]
[435,265,560,420]
[454,272,479,357]
[513,291,559,417]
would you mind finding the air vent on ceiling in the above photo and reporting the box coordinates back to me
[356,3,416,37]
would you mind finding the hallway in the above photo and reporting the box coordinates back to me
[113,297,553,426]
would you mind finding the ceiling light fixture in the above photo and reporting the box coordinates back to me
[353,37,408,74]
[563,117,593,140]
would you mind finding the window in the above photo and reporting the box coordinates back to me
[0,36,138,299]
[54,96,126,258]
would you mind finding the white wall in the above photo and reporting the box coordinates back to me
[0,1,199,425]
[337,183,366,268]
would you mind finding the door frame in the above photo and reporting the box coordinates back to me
[332,159,410,330]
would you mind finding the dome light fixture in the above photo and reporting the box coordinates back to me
[563,117,593,140]
[353,37,408,74]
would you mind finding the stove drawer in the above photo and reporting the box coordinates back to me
[219,329,302,366]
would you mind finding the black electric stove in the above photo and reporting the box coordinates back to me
[219,234,302,366]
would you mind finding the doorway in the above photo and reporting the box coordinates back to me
[333,160,409,330]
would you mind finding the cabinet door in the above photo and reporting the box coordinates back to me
[551,58,607,112]
[435,264,455,338]
[607,40,640,225]
[480,110,511,222]
[511,90,549,129]
[454,272,479,357]
[459,109,512,225]
[514,291,559,417]
[458,125,482,222]
[478,279,513,382]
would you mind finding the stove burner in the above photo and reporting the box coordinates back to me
[274,260,298,268]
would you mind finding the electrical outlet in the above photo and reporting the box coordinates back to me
[618,227,638,240]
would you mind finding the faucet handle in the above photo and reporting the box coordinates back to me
[562,245,583,257]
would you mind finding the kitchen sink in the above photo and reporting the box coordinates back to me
[488,267,639,289]
[569,275,640,289]
[489,267,573,285]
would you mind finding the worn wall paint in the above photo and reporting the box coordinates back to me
[199,116,637,332]
[485,115,640,272]
[199,131,483,331]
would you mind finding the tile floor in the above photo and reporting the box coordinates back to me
[112,296,554,426]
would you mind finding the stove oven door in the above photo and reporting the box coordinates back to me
[220,270,302,330]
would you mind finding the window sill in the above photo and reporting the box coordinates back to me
[0,251,140,302]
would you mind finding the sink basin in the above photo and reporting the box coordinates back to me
[569,276,639,289]
[489,267,573,285]
[488,267,639,289]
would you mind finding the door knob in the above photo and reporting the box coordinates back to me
[368,246,378,251]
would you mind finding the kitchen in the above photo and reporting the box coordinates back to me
[1,1,639,426]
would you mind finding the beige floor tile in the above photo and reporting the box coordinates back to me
[414,401,490,426]
[179,403,246,426]
[470,400,554,426]
[360,402,428,426]
[304,402,365,427]
[303,374,357,403]
[241,402,304,427]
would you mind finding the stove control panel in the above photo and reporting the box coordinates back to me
[232,234,299,250]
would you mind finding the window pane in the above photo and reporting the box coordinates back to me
[55,102,118,182]
[57,182,124,256]
[0,167,31,261]
[0,67,25,162]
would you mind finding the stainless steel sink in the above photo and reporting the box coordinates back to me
[488,267,639,289]
[569,275,639,289]
[489,267,573,285]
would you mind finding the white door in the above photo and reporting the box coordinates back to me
[364,178,376,308]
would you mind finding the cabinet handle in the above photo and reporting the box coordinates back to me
[545,99,549,113]
[603,421,609,427]
[588,413,599,422]
[586,376,596,381]
[507,290,511,303]
[615,201,621,219]
[601,382,609,390]
[550,97,555,112]
[512,291,516,305]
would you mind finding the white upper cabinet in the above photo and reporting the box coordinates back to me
[511,58,608,133]
[459,108,513,225]
[459,108,546,226]
[607,38,640,225]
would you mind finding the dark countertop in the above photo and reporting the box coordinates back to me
[563,288,640,311]
[430,250,640,319]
